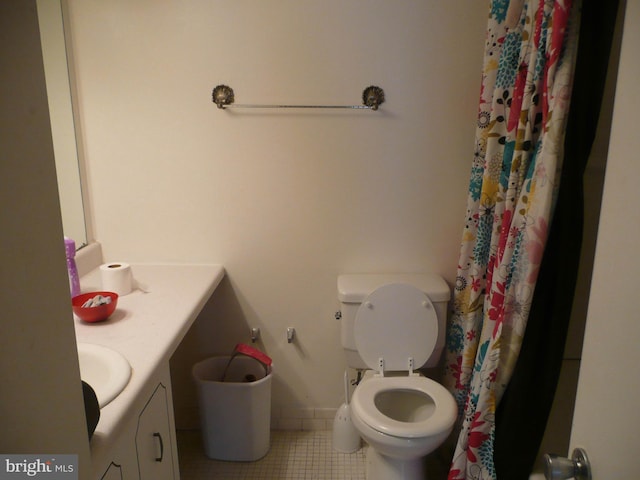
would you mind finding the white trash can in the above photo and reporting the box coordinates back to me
[193,355,272,461]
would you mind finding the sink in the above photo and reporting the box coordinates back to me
[77,343,131,408]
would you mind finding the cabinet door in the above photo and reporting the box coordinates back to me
[100,463,123,480]
[136,383,176,480]
[98,427,138,480]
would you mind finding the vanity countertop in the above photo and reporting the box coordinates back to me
[74,263,225,473]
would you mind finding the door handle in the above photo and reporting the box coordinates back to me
[153,432,164,462]
[544,447,591,480]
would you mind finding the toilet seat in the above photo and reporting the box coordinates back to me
[354,283,438,373]
[351,375,457,438]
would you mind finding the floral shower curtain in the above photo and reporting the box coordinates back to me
[443,1,581,479]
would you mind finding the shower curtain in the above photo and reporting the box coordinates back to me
[443,1,581,478]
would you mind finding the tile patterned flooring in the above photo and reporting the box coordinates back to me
[178,430,366,480]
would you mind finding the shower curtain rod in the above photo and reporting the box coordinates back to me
[211,85,385,111]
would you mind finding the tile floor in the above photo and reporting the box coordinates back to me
[177,430,366,480]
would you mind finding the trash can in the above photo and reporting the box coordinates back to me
[192,345,273,461]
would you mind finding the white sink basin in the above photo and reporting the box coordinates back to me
[77,343,131,408]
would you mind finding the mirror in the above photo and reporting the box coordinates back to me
[37,0,87,249]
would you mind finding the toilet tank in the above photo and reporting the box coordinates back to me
[337,274,451,370]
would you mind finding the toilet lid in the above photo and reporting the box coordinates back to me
[354,283,438,372]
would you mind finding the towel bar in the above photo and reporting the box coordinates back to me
[212,85,385,111]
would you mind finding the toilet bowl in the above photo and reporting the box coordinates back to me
[336,275,456,480]
[350,372,457,479]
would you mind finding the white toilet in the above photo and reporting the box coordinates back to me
[337,274,457,480]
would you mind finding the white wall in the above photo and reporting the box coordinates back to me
[66,1,487,424]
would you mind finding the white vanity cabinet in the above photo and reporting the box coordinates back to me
[98,364,180,480]
[76,263,225,480]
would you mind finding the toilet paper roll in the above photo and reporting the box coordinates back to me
[100,262,133,296]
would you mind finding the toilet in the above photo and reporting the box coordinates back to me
[337,274,457,480]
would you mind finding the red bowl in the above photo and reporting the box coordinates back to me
[72,291,119,323]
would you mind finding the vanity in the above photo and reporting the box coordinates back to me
[74,260,225,479]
